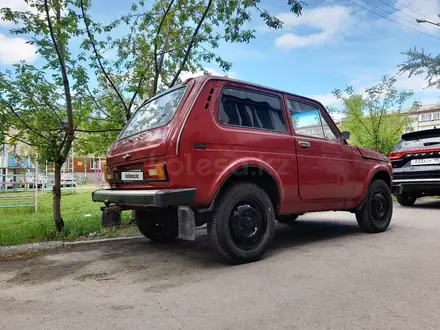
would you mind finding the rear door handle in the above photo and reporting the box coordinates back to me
[298,141,311,149]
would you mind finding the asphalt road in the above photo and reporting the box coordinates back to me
[1,200,440,330]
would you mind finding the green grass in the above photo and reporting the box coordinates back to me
[0,190,138,246]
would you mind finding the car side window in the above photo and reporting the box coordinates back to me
[288,100,338,141]
[218,87,287,132]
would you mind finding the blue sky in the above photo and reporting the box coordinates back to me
[1,0,440,112]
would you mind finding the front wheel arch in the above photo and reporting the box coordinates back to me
[356,179,393,233]
[355,169,392,212]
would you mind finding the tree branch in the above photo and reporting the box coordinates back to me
[343,97,373,138]
[2,132,45,148]
[169,0,213,87]
[76,128,123,133]
[127,47,178,113]
[84,84,115,120]
[44,0,74,161]
[4,102,49,140]
[80,0,130,119]
[153,0,175,95]
[128,74,147,113]
[38,93,65,126]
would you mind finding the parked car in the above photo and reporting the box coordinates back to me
[24,174,47,189]
[61,173,77,187]
[389,128,440,206]
[92,75,393,264]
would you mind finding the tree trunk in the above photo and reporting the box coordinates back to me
[53,162,64,231]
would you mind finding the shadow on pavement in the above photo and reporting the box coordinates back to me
[157,218,363,263]
[2,219,365,285]
[270,219,362,252]
[409,199,440,209]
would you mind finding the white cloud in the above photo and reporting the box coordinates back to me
[275,6,354,49]
[180,68,238,81]
[419,96,440,106]
[102,49,117,60]
[0,0,35,26]
[309,92,341,107]
[395,0,440,29]
[394,73,438,94]
[0,0,67,27]
[0,33,38,64]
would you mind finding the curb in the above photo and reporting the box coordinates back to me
[0,236,145,255]
[63,236,145,246]
[0,241,64,254]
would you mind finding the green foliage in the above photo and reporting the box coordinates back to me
[75,0,305,155]
[399,47,440,89]
[333,76,418,155]
[0,0,305,230]
[0,0,88,164]
[0,191,134,246]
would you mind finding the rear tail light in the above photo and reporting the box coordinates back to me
[143,164,168,181]
[388,147,440,161]
[104,167,114,183]
[388,152,405,160]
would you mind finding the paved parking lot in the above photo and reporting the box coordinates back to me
[1,200,440,330]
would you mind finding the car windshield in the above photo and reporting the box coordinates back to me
[119,86,186,139]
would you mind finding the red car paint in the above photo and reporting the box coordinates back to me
[105,76,392,215]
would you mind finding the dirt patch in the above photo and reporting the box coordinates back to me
[75,272,115,282]
[111,304,135,311]
[7,260,92,285]
[0,250,43,262]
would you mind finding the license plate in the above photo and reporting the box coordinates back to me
[121,171,143,181]
[411,158,440,166]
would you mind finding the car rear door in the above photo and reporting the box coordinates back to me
[287,98,355,200]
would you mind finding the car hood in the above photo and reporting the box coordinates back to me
[356,147,388,162]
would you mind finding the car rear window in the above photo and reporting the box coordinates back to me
[119,86,186,139]
[218,87,287,132]
[393,129,440,152]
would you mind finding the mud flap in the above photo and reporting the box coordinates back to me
[177,206,196,241]
[101,205,121,227]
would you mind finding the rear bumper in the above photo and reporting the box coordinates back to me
[392,179,440,195]
[92,188,196,207]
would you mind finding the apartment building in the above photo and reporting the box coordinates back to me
[405,104,440,132]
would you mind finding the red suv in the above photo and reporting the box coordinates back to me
[92,76,393,263]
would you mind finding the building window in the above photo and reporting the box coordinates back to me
[420,113,433,121]
[218,87,287,132]
[90,158,101,170]
[434,112,440,120]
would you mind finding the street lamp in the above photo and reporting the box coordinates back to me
[416,18,440,27]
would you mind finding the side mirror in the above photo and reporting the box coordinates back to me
[341,131,350,141]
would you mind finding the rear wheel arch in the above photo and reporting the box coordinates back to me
[209,164,282,213]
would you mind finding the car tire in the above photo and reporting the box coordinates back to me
[135,209,178,243]
[356,179,393,233]
[208,182,275,264]
[277,214,299,224]
[396,194,416,207]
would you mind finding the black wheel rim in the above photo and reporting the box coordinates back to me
[370,189,389,224]
[229,198,267,251]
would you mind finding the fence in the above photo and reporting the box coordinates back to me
[43,164,79,195]
[0,166,39,211]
